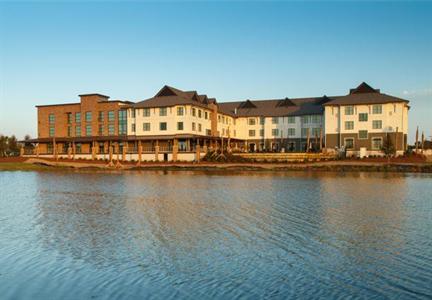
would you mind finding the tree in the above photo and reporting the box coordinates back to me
[7,135,20,156]
[0,135,7,157]
[382,133,396,157]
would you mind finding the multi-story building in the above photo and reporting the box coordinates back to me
[26,82,409,161]
[323,82,409,156]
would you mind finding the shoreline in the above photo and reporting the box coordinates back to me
[0,158,431,173]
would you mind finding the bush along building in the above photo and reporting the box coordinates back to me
[24,82,409,161]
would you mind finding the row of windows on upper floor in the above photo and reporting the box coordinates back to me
[337,104,398,116]
[128,107,212,119]
[49,122,127,137]
[247,115,323,126]
[48,110,126,125]
[130,122,210,135]
[248,127,322,138]
[344,120,384,130]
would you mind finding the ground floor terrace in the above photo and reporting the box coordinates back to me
[23,134,250,162]
[23,134,329,162]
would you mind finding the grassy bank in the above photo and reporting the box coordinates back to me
[0,162,56,171]
[1,159,432,173]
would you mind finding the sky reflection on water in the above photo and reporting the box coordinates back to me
[0,171,431,299]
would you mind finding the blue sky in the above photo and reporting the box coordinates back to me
[0,1,431,142]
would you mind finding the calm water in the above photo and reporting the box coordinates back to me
[0,170,431,300]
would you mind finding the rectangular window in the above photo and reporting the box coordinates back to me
[372,105,382,114]
[358,130,368,139]
[49,126,55,137]
[67,126,72,137]
[131,123,136,132]
[192,122,196,131]
[302,116,310,124]
[344,138,354,149]
[311,115,321,123]
[118,110,127,135]
[287,116,295,124]
[159,122,167,131]
[312,128,321,137]
[98,111,104,122]
[75,112,81,123]
[98,124,104,135]
[198,123,202,132]
[272,129,279,136]
[67,113,72,124]
[301,128,309,137]
[159,107,167,116]
[372,120,382,129]
[86,125,92,136]
[75,126,81,137]
[288,128,295,136]
[49,113,55,124]
[372,137,383,150]
[272,117,279,124]
[192,108,196,117]
[108,111,115,122]
[359,113,368,122]
[260,117,265,125]
[198,110,202,118]
[345,106,354,115]
[143,108,150,117]
[248,118,256,125]
[76,143,82,154]
[131,109,136,118]
[345,121,354,130]
[108,124,114,135]
[206,129,211,136]
[85,111,92,122]
[249,130,256,137]
[260,129,264,137]
[143,123,150,131]
[177,107,184,116]
[177,122,183,130]
[204,111,208,119]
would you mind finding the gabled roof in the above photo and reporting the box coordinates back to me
[238,99,257,109]
[218,96,338,117]
[324,82,409,106]
[349,82,380,94]
[134,85,215,109]
[276,97,295,107]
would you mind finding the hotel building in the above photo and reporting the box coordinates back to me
[26,82,409,161]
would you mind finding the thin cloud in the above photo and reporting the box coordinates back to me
[402,88,432,97]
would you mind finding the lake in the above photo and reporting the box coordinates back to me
[0,170,431,299]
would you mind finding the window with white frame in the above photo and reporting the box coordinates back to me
[272,117,279,124]
[177,107,184,116]
[358,130,368,139]
[249,130,256,137]
[345,106,354,115]
[159,122,167,131]
[372,105,382,114]
[248,118,256,125]
[288,128,295,136]
[143,123,150,131]
[345,121,354,130]
[159,107,167,116]
[359,113,368,122]
[287,116,295,124]
[372,120,382,129]
[372,137,383,150]
[272,129,279,136]
[344,138,354,149]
